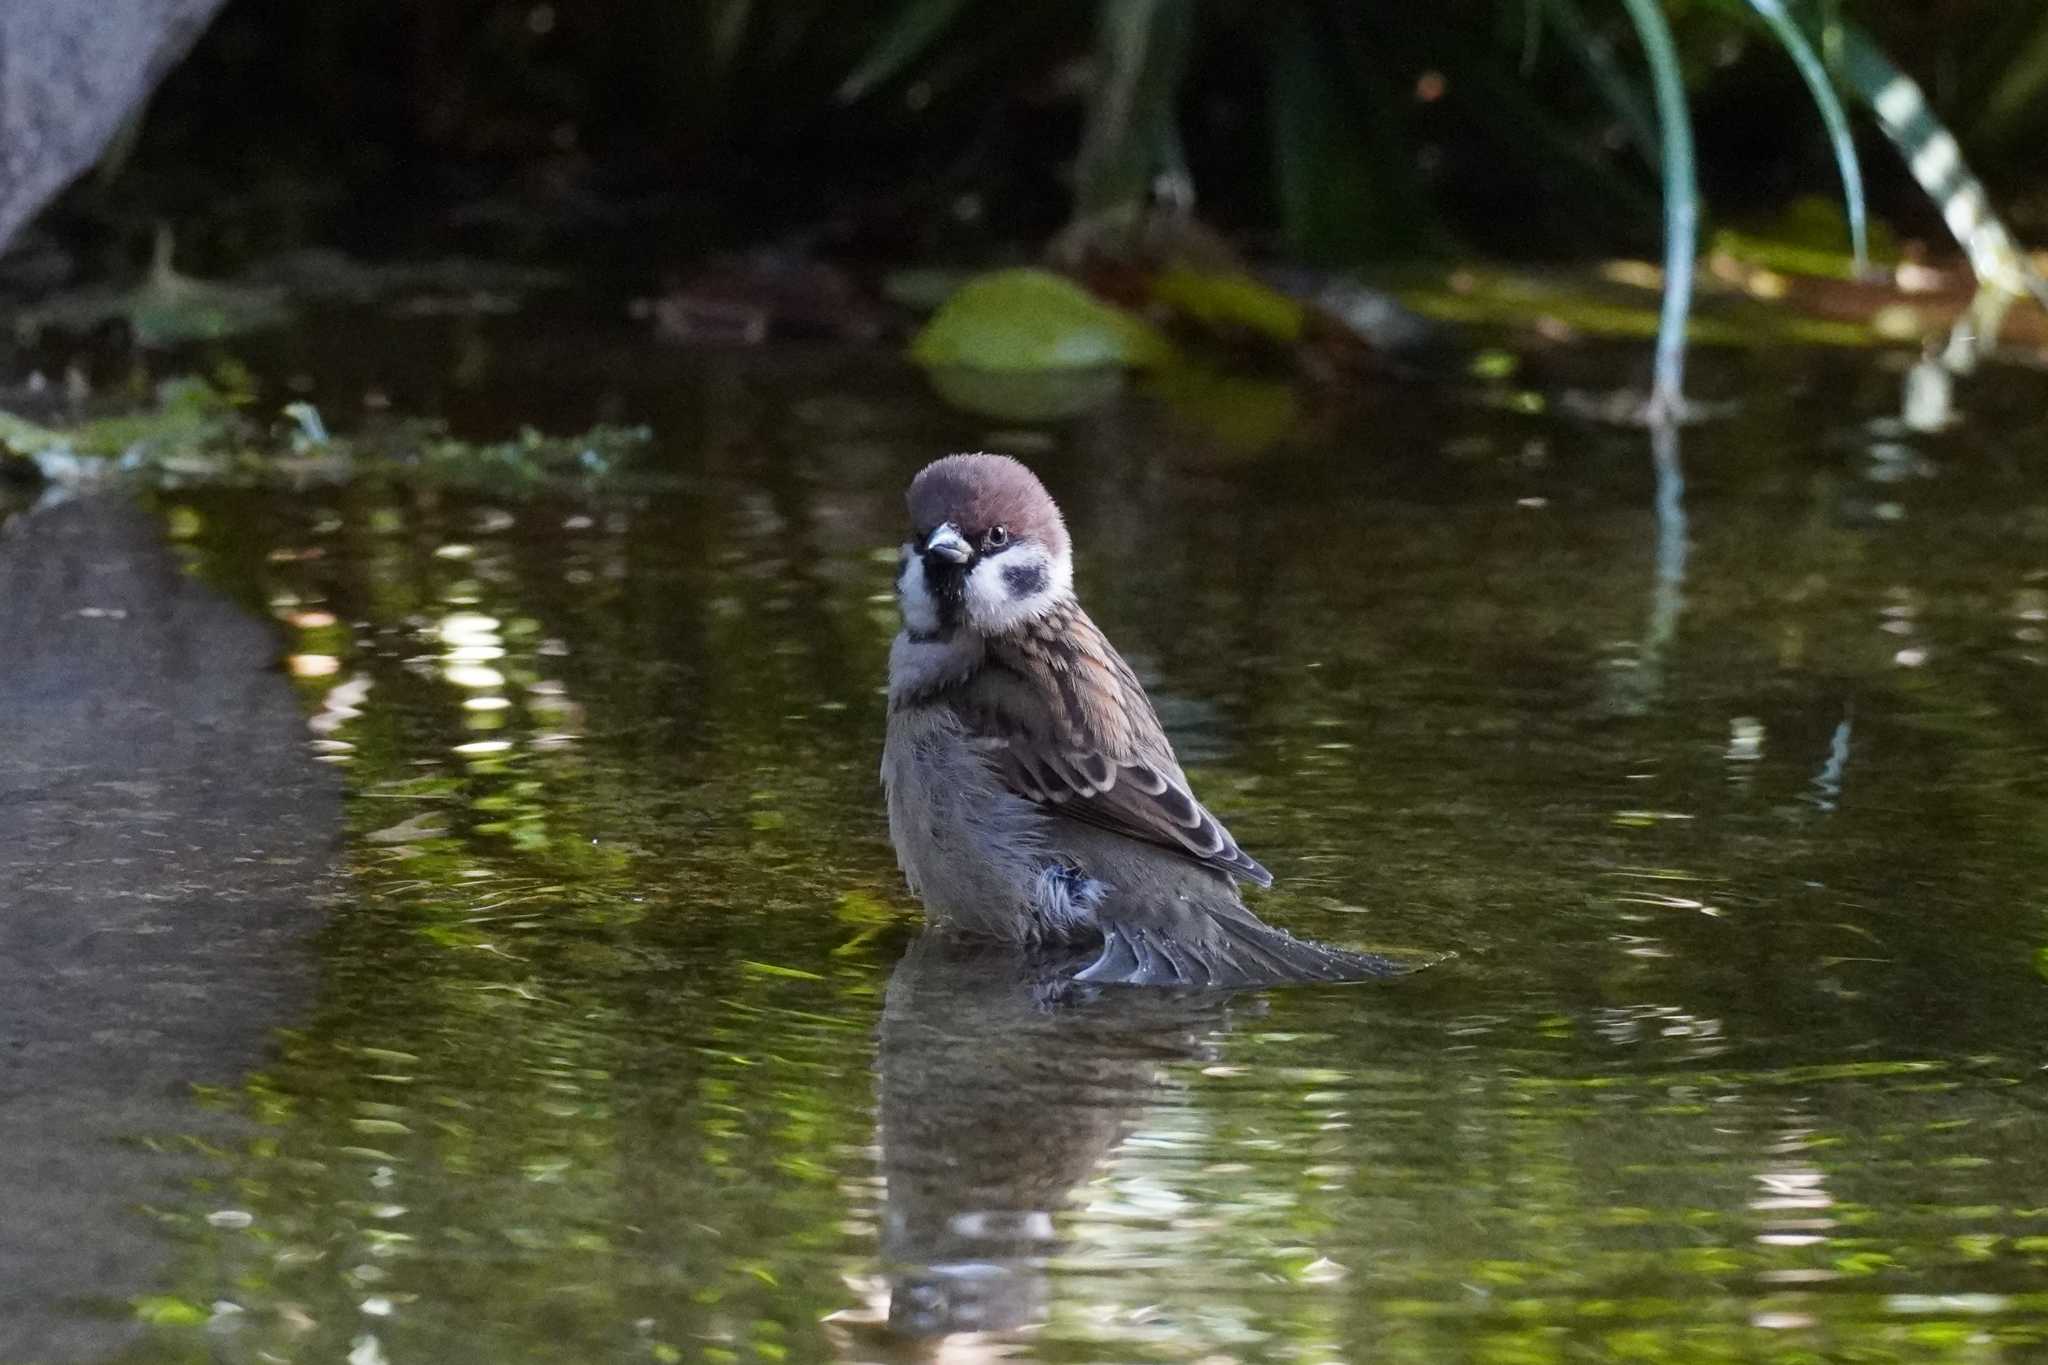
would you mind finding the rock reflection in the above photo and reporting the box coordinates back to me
[867,933,1233,1346]
[0,495,339,1361]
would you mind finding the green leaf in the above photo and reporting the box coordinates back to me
[1974,8,2048,143]
[838,0,975,102]
[909,269,1175,371]
[1536,0,1662,170]
[1149,267,1306,345]
[1071,0,1195,225]
[1741,0,1870,275]
[706,0,755,73]
[1268,13,1429,263]
[1834,17,2048,310]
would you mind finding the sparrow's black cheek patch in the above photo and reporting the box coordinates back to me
[1002,561,1049,598]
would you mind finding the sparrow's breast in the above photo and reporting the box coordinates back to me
[882,702,1050,939]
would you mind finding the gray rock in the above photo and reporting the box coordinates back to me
[0,0,227,252]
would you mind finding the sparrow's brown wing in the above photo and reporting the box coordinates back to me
[958,601,1273,887]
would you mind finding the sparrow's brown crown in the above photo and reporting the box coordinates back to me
[907,453,1070,561]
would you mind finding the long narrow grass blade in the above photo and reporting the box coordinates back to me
[1973,9,2048,143]
[707,0,755,74]
[838,0,975,103]
[1743,0,1868,275]
[1538,0,1661,169]
[1835,18,2048,312]
[1072,0,1194,225]
[1617,0,1697,420]
[1267,12,1439,260]
[1520,0,1544,77]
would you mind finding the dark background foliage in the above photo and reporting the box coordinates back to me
[45,1,2048,278]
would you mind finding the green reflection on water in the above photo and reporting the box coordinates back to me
[127,339,2048,1364]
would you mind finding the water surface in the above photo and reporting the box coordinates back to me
[125,331,2048,1362]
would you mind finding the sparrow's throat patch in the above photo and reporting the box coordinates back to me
[899,547,968,639]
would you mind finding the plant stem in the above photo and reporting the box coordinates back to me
[1618,0,1697,422]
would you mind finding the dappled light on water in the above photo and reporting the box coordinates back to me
[118,340,2048,1364]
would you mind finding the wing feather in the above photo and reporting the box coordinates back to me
[954,601,1274,887]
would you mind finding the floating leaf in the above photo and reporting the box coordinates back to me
[922,365,1128,422]
[909,268,1174,372]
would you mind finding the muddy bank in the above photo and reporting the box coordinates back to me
[0,495,338,1361]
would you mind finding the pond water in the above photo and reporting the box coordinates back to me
[85,325,2048,1361]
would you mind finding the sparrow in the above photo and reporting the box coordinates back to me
[880,452,1400,988]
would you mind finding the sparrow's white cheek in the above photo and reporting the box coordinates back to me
[898,550,940,635]
[965,545,1067,633]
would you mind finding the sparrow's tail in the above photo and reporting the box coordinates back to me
[1070,906,1410,990]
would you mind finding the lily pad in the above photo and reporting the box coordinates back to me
[910,268,1174,371]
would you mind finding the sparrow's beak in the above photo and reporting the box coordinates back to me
[923,523,972,565]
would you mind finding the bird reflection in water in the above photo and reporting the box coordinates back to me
[831,931,1244,1356]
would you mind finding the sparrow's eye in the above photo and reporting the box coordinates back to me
[982,525,1009,551]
